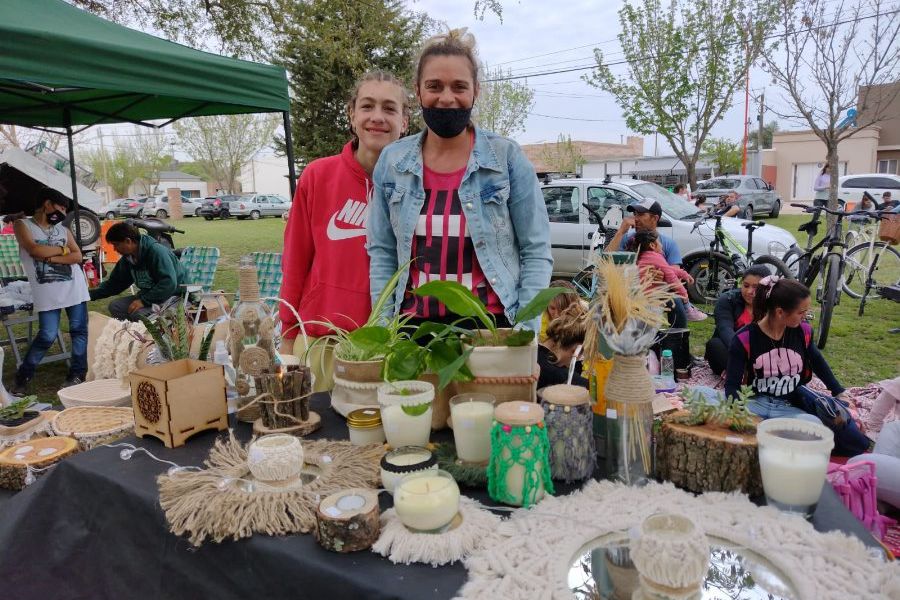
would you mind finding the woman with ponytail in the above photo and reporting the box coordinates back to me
[724,276,870,455]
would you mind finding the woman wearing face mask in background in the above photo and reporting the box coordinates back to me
[367,29,552,331]
[280,71,409,392]
[10,187,90,395]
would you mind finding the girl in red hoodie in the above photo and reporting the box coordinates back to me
[280,71,409,391]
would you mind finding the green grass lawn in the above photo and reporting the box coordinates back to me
[6,214,898,405]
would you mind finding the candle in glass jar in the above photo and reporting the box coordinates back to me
[380,446,438,494]
[450,393,495,463]
[757,418,834,517]
[393,470,460,532]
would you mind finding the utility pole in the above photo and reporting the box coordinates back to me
[757,91,765,177]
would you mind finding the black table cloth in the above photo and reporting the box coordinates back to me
[0,393,883,600]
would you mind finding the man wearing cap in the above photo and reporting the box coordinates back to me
[608,198,703,325]
[608,199,682,266]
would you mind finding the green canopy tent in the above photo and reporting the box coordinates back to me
[0,0,294,245]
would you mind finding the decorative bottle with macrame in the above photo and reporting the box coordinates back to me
[229,255,276,417]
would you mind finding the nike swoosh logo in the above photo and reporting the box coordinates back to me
[326,213,367,240]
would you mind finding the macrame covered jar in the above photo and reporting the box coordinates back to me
[488,401,554,507]
[540,384,595,482]
[230,255,276,408]
[605,354,655,486]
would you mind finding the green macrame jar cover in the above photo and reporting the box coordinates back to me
[487,420,555,507]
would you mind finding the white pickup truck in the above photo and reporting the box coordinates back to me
[0,145,103,249]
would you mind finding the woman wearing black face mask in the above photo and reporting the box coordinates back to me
[367,29,552,333]
[10,187,90,395]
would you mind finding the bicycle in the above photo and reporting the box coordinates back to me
[685,211,792,315]
[841,210,900,316]
[780,203,873,349]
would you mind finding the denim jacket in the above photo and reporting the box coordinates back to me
[367,127,552,331]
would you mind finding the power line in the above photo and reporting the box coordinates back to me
[484,8,898,82]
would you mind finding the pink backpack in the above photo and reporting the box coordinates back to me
[827,460,896,541]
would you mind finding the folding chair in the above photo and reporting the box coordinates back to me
[0,235,70,368]
[178,246,225,324]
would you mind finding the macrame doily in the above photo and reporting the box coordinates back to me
[456,480,900,600]
[157,433,384,546]
[372,496,501,567]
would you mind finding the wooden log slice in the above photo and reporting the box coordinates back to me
[315,488,380,552]
[0,436,78,490]
[654,410,763,497]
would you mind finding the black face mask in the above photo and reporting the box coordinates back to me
[47,210,65,224]
[422,106,472,139]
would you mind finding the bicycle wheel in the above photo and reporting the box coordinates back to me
[687,252,737,315]
[816,254,841,350]
[751,255,793,279]
[781,246,806,280]
[842,241,900,299]
[571,266,596,299]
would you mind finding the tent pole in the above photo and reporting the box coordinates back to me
[283,111,297,198]
[64,109,83,250]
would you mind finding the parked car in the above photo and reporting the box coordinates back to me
[119,196,150,218]
[227,193,291,219]
[199,195,240,220]
[691,175,782,218]
[540,178,798,276]
[101,198,132,219]
[838,173,900,206]
[143,194,202,218]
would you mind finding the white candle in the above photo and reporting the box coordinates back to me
[450,398,494,463]
[380,448,438,493]
[756,418,834,515]
[393,470,460,532]
[758,446,829,506]
[380,403,432,448]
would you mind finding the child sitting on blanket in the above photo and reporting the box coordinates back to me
[866,377,900,434]
[627,230,690,301]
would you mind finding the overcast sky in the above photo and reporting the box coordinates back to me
[413,0,776,153]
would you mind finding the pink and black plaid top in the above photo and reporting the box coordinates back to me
[401,164,504,319]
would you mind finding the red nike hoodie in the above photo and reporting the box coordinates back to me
[280,142,373,338]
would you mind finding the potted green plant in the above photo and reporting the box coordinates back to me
[412,281,571,378]
[0,396,38,428]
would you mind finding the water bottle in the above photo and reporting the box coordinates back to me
[660,349,675,381]
[213,340,239,411]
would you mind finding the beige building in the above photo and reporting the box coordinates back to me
[764,128,881,203]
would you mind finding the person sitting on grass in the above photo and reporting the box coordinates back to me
[539,279,579,342]
[704,265,770,376]
[538,303,588,390]
[723,276,870,456]
[89,222,186,321]
[626,230,691,329]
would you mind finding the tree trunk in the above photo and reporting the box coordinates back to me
[315,489,380,553]
[655,412,763,497]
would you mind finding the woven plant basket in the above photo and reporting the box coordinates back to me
[51,406,134,451]
[57,379,131,409]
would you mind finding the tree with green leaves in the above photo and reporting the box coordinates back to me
[584,0,779,187]
[701,137,742,175]
[174,114,278,194]
[760,0,900,210]
[81,142,142,198]
[540,135,586,174]
[476,65,535,138]
[277,0,428,165]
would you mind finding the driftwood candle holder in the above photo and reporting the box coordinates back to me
[252,365,321,437]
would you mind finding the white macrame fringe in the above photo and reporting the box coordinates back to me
[455,479,900,600]
[372,497,501,567]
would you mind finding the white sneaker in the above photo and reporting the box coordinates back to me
[686,304,708,321]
